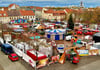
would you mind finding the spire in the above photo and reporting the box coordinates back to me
[80,1,84,8]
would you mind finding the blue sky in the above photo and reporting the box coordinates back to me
[0,0,100,7]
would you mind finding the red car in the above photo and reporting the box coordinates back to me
[84,31,93,35]
[92,30,99,33]
[8,53,19,61]
[76,30,82,35]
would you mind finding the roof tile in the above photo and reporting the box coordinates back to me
[19,10,35,16]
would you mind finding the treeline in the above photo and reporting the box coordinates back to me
[74,8,100,24]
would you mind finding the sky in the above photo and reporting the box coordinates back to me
[0,0,100,8]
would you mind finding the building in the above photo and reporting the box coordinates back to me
[8,3,20,10]
[0,4,35,23]
[42,9,66,21]
[64,8,73,20]
[19,10,35,21]
[7,9,20,20]
[0,11,9,23]
[29,6,43,19]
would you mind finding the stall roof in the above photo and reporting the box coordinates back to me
[45,29,66,34]
[93,32,100,37]
[13,29,24,32]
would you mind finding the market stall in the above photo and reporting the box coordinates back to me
[27,49,47,61]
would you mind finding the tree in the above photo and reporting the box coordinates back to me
[68,14,74,30]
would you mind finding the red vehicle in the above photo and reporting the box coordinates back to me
[8,53,19,61]
[66,52,79,64]
[92,30,99,33]
[83,30,93,35]
[76,30,83,35]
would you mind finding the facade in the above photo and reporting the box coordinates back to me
[0,11,10,23]
[42,9,66,21]
[34,7,43,19]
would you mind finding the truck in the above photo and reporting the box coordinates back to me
[1,44,14,54]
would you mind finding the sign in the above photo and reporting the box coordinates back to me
[77,50,89,56]
[57,44,64,53]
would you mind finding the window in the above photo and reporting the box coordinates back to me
[4,14,6,16]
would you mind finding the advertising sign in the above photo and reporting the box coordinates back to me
[77,50,89,56]
[57,44,64,53]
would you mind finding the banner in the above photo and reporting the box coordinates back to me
[77,50,89,56]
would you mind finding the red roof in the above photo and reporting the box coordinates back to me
[8,3,19,8]
[36,7,43,10]
[44,10,65,16]
[19,10,35,16]
[0,11,8,17]
[65,9,73,13]
[44,9,54,13]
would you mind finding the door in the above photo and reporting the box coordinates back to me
[55,35,59,40]
[47,34,51,38]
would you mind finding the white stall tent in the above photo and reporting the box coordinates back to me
[39,45,53,56]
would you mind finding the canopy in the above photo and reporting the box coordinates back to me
[46,29,66,34]
[13,29,24,32]
[93,32,100,37]
[35,24,45,29]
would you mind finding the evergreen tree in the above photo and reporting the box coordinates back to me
[68,14,74,30]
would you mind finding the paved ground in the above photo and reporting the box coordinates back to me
[0,50,28,70]
[40,56,100,70]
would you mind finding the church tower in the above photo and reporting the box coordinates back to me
[80,1,84,8]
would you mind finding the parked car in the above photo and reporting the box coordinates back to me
[65,35,74,41]
[8,53,19,61]
[90,43,100,50]
[83,30,93,35]
[76,30,83,35]
[1,44,14,54]
[91,29,99,33]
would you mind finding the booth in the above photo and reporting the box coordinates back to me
[45,29,65,40]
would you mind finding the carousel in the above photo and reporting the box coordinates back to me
[45,29,66,40]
